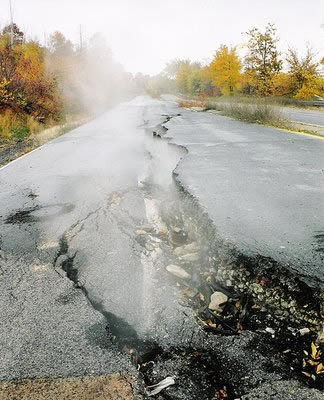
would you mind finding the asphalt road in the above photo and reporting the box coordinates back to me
[0,96,323,398]
[280,107,324,126]
[0,97,200,382]
[279,106,324,126]
[165,104,324,286]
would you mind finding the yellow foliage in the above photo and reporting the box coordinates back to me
[209,46,241,95]
[176,64,191,94]
[271,73,293,96]
[16,42,45,83]
[0,110,22,139]
[294,75,322,99]
[316,363,324,374]
[26,115,41,135]
[295,86,320,100]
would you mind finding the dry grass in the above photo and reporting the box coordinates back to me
[178,99,206,109]
[0,116,90,167]
[209,101,284,127]
[0,110,22,139]
[0,111,43,140]
[26,115,42,135]
[178,97,324,137]
[179,97,287,128]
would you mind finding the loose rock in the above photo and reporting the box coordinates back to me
[136,229,147,235]
[174,241,199,257]
[180,286,198,298]
[265,327,275,335]
[299,328,310,336]
[208,291,228,312]
[168,227,188,246]
[137,224,154,233]
[145,243,155,251]
[179,252,200,262]
[166,264,191,280]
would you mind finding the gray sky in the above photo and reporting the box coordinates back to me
[1,0,323,74]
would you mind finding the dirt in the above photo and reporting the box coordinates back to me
[0,375,138,400]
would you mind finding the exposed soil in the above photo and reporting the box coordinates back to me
[0,375,137,400]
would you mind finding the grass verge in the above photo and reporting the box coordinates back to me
[0,116,89,168]
[180,97,324,137]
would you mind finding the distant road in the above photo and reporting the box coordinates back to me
[279,106,324,126]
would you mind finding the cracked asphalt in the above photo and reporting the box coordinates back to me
[165,104,324,287]
[0,97,199,382]
[0,96,323,398]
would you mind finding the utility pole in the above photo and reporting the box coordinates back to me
[9,0,14,47]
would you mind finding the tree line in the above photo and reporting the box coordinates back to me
[0,24,130,140]
[141,24,323,100]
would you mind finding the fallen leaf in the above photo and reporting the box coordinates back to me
[213,388,228,399]
[207,319,217,329]
[316,363,324,374]
[236,322,243,332]
[311,342,321,360]
[307,359,319,366]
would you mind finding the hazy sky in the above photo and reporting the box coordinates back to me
[1,0,323,75]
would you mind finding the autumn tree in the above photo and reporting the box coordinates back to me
[175,60,194,94]
[271,73,293,97]
[0,25,62,138]
[16,41,62,120]
[286,47,321,99]
[172,60,205,94]
[2,23,24,45]
[164,59,191,79]
[48,31,74,57]
[209,45,241,95]
[244,23,282,95]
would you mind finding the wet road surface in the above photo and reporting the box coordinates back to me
[166,106,324,286]
[0,96,323,399]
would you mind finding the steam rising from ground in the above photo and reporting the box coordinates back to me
[45,32,133,116]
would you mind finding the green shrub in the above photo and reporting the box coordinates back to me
[12,125,29,140]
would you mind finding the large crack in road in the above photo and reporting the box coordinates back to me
[48,111,323,399]
[0,98,323,399]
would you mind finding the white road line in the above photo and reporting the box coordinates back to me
[0,145,42,172]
